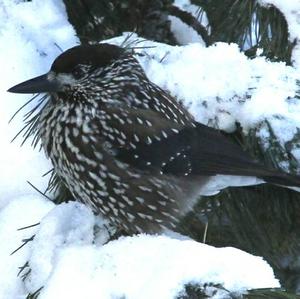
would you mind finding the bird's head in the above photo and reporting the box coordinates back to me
[8,44,143,102]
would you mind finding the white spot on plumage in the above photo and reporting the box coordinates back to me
[109,196,117,203]
[146,136,152,144]
[82,122,91,133]
[137,212,147,219]
[127,213,135,221]
[82,135,89,144]
[108,133,115,141]
[157,191,169,199]
[138,186,152,192]
[121,195,134,206]
[162,130,168,138]
[94,151,103,160]
[120,131,126,139]
[108,172,121,181]
[130,142,137,149]
[118,201,126,209]
[102,205,110,212]
[72,127,80,137]
[136,117,143,125]
[136,196,145,204]
[145,120,152,127]
[148,204,157,211]
[99,171,107,179]
[117,137,125,145]
[113,187,124,195]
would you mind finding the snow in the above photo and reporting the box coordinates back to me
[0,200,279,299]
[25,202,95,293]
[0,0,78,208]
[0,195,54,299]
[37,235,278,299]
[108,34,300,161]
[1,0,299,298]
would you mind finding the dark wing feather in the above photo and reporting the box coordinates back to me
[109,109,300,187]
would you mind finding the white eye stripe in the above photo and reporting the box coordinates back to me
[55,73,77,85]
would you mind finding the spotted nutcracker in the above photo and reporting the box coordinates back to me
[8,44,300,233]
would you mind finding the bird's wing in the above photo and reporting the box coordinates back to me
[97,106,300,187]
[95,105,191,175]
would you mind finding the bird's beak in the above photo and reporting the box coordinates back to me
[7,73,61,94]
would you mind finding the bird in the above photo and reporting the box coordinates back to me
[8,43,300,234]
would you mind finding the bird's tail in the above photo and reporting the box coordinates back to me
[188,123,300,188]
[258,169,300,188]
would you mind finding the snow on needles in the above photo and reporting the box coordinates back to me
[169,0,208,45]
[258,0,300,67]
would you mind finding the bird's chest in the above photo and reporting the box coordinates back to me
[36,102,199,233]
[39,104,99,184]
[38,104,129,207]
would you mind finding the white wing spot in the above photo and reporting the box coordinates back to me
[136,196,145,204]
[137,117,143,125]
[162,131,168,138]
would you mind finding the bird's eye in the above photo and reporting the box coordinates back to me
[72,67,84,79]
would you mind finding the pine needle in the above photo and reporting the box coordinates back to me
[27,180,52,201]
[10,235,35,255]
